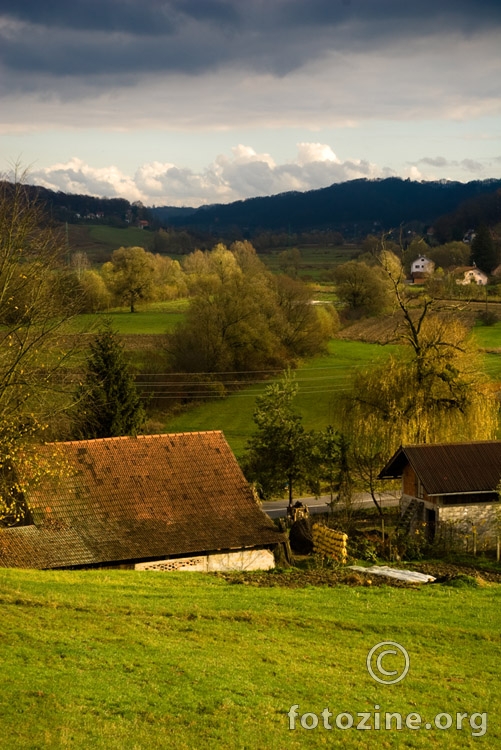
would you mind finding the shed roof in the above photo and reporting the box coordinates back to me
[0,431,283,569]
[378,441,501,496]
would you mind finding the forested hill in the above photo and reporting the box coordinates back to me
[151,177,501,237]
[6,176,500,241]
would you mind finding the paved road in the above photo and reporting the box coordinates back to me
[261,493,400,519]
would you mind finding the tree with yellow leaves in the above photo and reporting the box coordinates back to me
[0,175,81,525]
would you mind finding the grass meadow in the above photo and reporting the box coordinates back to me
[3,292,501,749]
[260,244,359,280]
[163,339,401,457]
[472,321,501,379]
[68,301,189,336]
[0,568,498,749]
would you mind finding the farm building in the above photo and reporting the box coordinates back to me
[0,432,284,571]
[379,441,501,549]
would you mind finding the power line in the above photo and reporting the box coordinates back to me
[140,386,351,399]
[136,363,372,377]
[135,375,352,387]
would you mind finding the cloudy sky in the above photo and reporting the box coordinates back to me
[0,0,500,207]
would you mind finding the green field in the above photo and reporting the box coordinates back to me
[69,300,189,335]
[60,306,501,454]
[470,323,501,379]
[88,225,156,251]
[164,340,401,456]
[0,568,498,749]
[471,321,501,349]
[260,245,359,280]
[67,225,156,264]
[162,331,501,455]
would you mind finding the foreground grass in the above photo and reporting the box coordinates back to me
[0,568,498,749]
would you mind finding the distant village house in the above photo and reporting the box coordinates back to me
[455,266,488,286]
[410,255,435,283]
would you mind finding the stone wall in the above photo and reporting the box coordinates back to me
[135,548,275,572]
[438,503,499,549]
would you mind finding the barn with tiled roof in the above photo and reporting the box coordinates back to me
[0,432,284,572]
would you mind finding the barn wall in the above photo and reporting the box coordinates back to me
[134,548,275,572]
[402,465,416,496]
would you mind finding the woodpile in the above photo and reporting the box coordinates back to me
[312,524,348,563]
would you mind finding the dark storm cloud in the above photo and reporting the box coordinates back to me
[0,0,500,86]
[0,0,239,35]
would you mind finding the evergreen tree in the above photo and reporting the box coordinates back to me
[73,325,145,439]
[313,427,354,511]
[243,372,314,505]
[471,225,498,273]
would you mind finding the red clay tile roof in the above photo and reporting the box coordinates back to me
[0,431,283,569]
[379,441,501,495]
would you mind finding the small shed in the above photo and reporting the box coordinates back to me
[0,432,284,571]
[379,441,501,549]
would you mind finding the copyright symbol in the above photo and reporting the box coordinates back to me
[366,641,410,685]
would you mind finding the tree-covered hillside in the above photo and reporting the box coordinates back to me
[152,177,501,237]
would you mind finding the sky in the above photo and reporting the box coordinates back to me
[0,0,500,208]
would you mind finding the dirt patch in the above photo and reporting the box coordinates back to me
[56,333,166,351]
[336,309,476,345]
[410,561,501,584]
[214,568,416,589]
[214,561,501,588]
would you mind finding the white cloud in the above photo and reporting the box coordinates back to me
[31,157,143,202]
[28,139,498,208]
[408,165,423,181]
[29,144,388,206]
[296,143,338,165]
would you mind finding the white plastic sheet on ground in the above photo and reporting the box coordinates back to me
[348,565,435,583]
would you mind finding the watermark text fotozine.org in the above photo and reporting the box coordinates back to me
[287,641,487,737]
[287,705,487,736]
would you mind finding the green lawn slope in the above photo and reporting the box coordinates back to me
[164,339,401,456]
[0,568,498,749]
